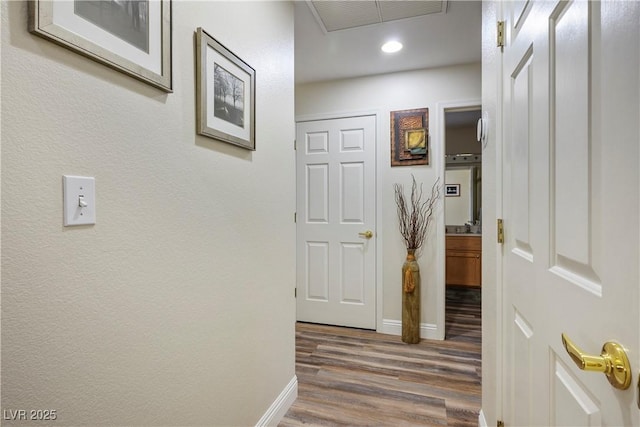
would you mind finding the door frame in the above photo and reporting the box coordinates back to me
[435,99,482,341]
[295,109,382,331]
[479,1,503,426]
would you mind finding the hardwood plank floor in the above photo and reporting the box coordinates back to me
[280,286,481,426]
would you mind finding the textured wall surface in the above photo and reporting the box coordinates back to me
[1,1,295,425]
[296,63,481,328]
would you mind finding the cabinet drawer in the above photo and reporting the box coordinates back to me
[446,236,481,251]
[446,251,481,287]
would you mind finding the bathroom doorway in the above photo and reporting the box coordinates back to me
[443,108,482,341]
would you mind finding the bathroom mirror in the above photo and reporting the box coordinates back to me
[445,165,481,225]
[444,109,482,230]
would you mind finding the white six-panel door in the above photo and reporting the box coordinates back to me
[296,116,376,329]
[501,1,639,424]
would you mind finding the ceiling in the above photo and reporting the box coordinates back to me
[446,109,482,128]
[294,0,482,85]
[308,0,447,32]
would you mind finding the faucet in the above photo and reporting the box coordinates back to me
[466,221,482,234]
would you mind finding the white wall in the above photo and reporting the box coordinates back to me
[296,63,481,332]
[1,2,296,425]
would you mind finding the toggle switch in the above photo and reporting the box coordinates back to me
[63,175,95,226]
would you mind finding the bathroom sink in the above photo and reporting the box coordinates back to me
[446,225,482,235]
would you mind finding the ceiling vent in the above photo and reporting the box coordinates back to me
[307,0,448,33]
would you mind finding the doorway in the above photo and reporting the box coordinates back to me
[443,108,482,340]
[295,115,377,330]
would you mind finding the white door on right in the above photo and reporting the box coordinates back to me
[501,1,639,425]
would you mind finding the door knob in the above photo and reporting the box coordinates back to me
[358,230,373,239]
[561,333,632,390]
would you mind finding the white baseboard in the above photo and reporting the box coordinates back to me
[380,319,442,340]
[478,409,488,427]
[255,375,298,427]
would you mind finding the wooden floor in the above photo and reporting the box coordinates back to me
[280,286,481,426]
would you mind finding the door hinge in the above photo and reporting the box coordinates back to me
[497,20,505,49]
[294,288,297,298]
[497,421,505,427]
[294,139,297,150]
[294,212,297,223]
[497,218,504,244]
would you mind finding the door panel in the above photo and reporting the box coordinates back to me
[510,46,533,260]
[552,357,601,426]
[501,1,639,425]
[306,164,328,223]
[512,310,533,426]
[340,243,365,303]
[551,0,592,273]
[340,162,364,222]
[306,242,329,301]
[296,115,376,329]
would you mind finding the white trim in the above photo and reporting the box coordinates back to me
[494,1,505,418]
[435,99,482,342]
[374,110,384,336]
[381,319,439,340]
[295,109,383,333]
[295,109,380,123]
[255,375,298,427]
[380,319,401,336]
[478,409,488,427]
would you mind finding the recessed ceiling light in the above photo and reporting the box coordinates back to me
[381,41,403,53]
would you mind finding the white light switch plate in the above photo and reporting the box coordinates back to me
[63,175,95,226]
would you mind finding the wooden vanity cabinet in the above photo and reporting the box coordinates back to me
[446,235,481,287]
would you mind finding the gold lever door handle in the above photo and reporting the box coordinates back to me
[561,333,632,390]
[358,230,373,239]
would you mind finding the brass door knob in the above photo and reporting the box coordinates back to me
[358,230,373,239]
[561,333,632,390]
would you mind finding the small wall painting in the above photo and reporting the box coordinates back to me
[445,184,461,197]
[195,27,256,150]
[390,108,429,166]
[30,0,173,92]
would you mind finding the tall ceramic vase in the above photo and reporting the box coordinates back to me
[402,249,420,344]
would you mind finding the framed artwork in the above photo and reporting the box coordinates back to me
[195,27,256,150]
[445,184,461,197]
[390,108,429,166]
[29,0,173,92]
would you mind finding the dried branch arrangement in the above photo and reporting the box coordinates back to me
[394,176,441,251]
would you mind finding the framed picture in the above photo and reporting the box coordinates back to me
[29,0,172,92]
[445,184,461,197]
[390,108,429,166]
[195,27,256,150]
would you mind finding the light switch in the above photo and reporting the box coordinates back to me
[63,175,95,226]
